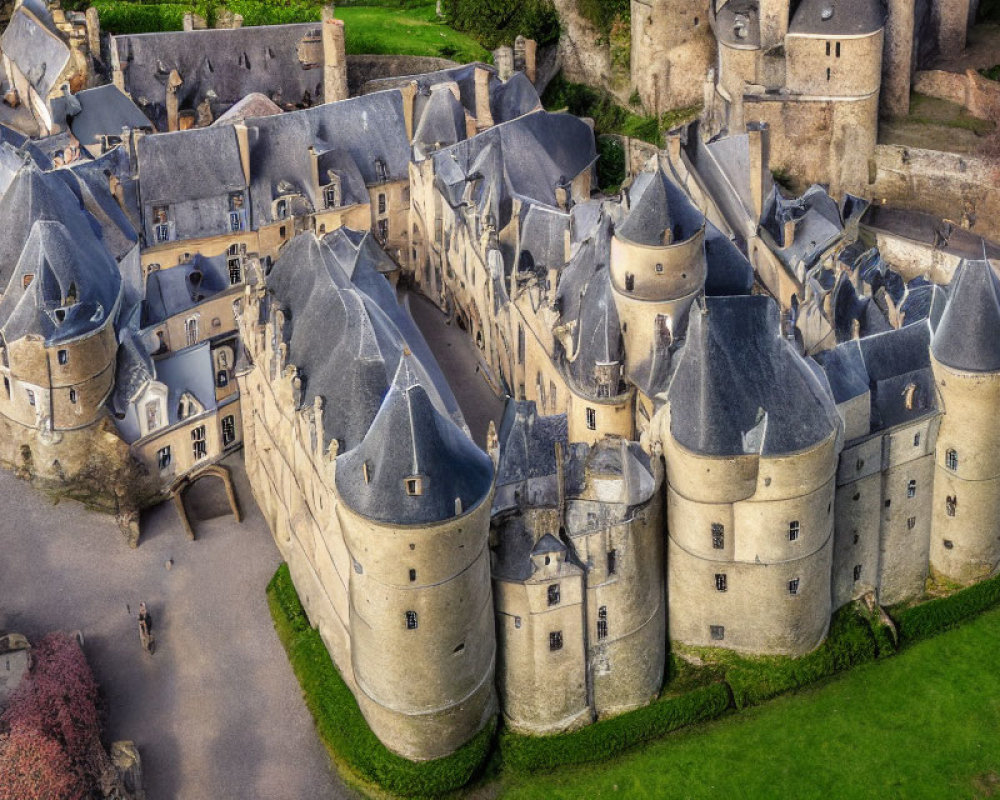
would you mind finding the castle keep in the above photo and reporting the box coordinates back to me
[0,0,997,763]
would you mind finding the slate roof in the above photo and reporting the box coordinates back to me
[136,126,246,242]
[619,168,703,246]
[112,327,155,419]
[244,90,409,227]
[931,258,1000,373]
[365,63,496,119]
[762,184,843,270]
[788,0,885,36]
[490,71,541,123]
[815,321,938,434]
[668,295,840,456]
[0,219,120,345]
[141,253,232,326]
[267,229,460,459]
[1,4,70,99]
[568,268,624,396]
[704,222,754,296]
[60,85,154,148]
[335,354,494,525]
[413,86,467,157]
[113,23,325,130]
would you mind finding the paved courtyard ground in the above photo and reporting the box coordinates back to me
[0,460,351,800]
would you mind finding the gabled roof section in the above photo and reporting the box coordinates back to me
[491,71,541,123]
[413,86,467,157]
[618,168,703,246]
[495,400,568,488]
[1,4,71,98]
[704,222,754,296]
[61,85,154,148]
[137,125,246,205]
[335,354,494,525]
[931,258,1000,373]
[568,268,623,395]
[668,295,840,456]
[113,23,324,130]
[141,253,231,327]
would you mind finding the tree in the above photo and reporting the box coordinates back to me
[0,725,79,800]
[1,633,106,790]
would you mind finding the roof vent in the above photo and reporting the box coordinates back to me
[821,6,834,19]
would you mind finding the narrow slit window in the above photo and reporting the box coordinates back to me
[711,523,724,549]
[597,606,608,641]
[409,568,417,582]
[853,564,862,582]
[607,548,617,575]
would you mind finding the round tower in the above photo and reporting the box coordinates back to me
[929,258,1000,584]
[660,296,841,655]
[335,356,497,761]
[610,168,706,379]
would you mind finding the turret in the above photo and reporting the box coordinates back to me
[660,295,841,655]
[336,355,497,760]
[928,258,1000,583]
[610,167,706,380]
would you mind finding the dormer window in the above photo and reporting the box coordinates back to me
[57,350,68,366]
[22,274,33,289]
[324,176,341,208]
[404,476,423,496]
[374,159,389,183]
[276,199,288,220]
[153,205,170,242]
[65,283,77,305]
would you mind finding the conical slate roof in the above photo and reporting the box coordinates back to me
[336,355,494,525]
[569,268,623,394]
[668,295,839,456]
[930,258,1000,373]
[618,169,702,246]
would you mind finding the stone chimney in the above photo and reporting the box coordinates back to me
[747,121,769,223]
[85,7,100,62]
[322,6,348,103]
[494,46,514,81]
[165,69,182,132]
[183,12,194,31]
[523,38,537,84]
[474,65,493,131]
[513,36,526,73]
[783,216,798,248]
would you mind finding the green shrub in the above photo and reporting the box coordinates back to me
[442,0,560,48]
[94,1,189,33]
[267,564,495,797]
[891,571,1000,643]
[575,0,629,35]
[724,607,877,710]
[596,135,626,193]
[499,682,731,773]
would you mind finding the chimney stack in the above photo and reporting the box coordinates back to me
[322,5,348,103]
[474,65,494,130]
[494,46,514,81]
[523,38,537,84]
[747,121,770,223]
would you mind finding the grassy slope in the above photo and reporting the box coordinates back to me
[335,4,488,60]
[500,605,1000,800]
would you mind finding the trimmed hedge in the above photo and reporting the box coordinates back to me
[891,571,1000,644]
[266,564,495,798]
[94,1,189,33]
[500,681,732,774]
[724,606,877,710]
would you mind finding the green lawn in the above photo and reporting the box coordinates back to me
[499,606,1000,800]
[335,4,489,60]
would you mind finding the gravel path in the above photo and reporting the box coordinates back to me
[0,460,351,800]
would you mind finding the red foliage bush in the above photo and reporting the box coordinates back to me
[0,725,80,800]
[1,633,105,791]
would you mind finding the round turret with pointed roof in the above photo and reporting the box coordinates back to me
[931,258,1000,373]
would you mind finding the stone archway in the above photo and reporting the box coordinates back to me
[168,463,242,541]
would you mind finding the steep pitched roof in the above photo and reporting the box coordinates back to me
[618,168,703,246]
[1,4,70,98]
[413,86,467,157]
[335,355,494,525]
[931,258,1000,373]
[490,71,541,123]
[61,85,154,148]
[568,268,623,395]
[668,295,840,456]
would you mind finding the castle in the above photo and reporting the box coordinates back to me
[0,0,997,765]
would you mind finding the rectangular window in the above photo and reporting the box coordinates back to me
[907,516,916,530]
[229,211,243,232]
[946,495,957,517]
[826,41,831,56]
[69,388,77,404]
[409,568,417,582]
[145,401,160,432]
[607,549,617,576]
[788,578,799,595]
[907,479,917,498]
[711,523,724,549]
[377,218,389,242]
[228,257,242,284]
[788,520,800,541]
[549,631,563,651]
[405,476,423,496]
[715,573,727,592]
[185,317,199,347]
[26,389,34,406]
[157,446,171,471]
[378,193,387,215]
[514,616,522,629]
[710,625,725,641]
[222,415,236,447]
[914,432,921,447]
[853,564,862,582]
[191,425,207,460]
[586,407,596,430]
[548,584,560,606]
[836,42,841,57]
[597,606,608,641]
[405,610,418,630]
[57,349,68,365]
[155,223,170,243]
[325,185,339,208]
